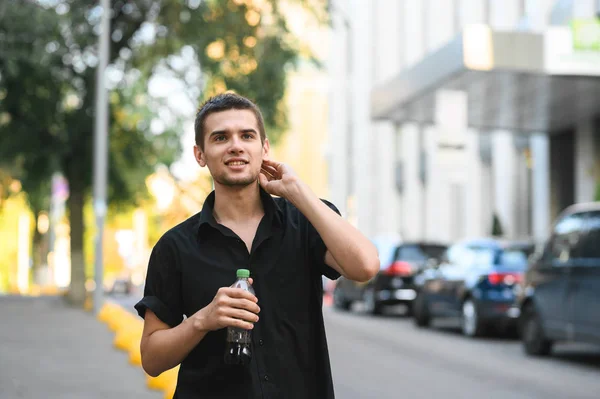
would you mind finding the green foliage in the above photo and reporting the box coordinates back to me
[0,0,323,299]
[0,0,320,205]
[491,213,504,237]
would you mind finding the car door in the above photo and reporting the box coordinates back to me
[571,210,600,344]
[420,246,452,316]
[530,211,585,340]
[433,244,469,317]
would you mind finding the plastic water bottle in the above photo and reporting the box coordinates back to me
[224,269,255,366]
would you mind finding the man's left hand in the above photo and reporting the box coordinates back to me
[259,159,300,199]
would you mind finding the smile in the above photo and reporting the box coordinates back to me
[226,161,247,166]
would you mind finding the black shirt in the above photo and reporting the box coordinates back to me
[135,187,340,399]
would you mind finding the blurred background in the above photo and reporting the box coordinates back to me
[1,0,600,398]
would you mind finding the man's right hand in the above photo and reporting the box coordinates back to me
[193,286,260,332]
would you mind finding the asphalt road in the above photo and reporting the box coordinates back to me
[115,293,600,399]
[325,305,600,399]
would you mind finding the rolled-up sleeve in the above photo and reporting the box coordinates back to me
[307,199,342,280]
[134,236,183,327]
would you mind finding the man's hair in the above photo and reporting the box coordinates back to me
[194,93,266,150]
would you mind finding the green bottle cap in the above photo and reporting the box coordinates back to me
[236,269,250,278]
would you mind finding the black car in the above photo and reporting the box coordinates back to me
[333,242,447,315]
[518,203,600,356]
[413,238,534,337]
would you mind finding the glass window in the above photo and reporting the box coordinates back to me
[549,212,586,265]
[446,244,465,264]
[396,244,447,262]
[376,241,401,270]
[498,249,530,269]
[579,211,600,261]
[462,246,495,267]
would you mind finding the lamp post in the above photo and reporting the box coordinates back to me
[92,0,111,315]
[327,0,354,222]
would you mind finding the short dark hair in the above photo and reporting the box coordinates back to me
[194,93,266,150]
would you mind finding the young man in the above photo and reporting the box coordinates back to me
[135,93,379,398]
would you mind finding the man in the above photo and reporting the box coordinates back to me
[135,93,379,398]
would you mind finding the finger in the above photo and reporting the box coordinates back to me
[248,278,254,285]
[260,167,275,181]
[222,287,258,302]
[262,165,280,179]
[259,172,270,188]
[261,162,279,177]
[227,298,261,314]
[261,158,281,167]
[224,308,260,323]
[222,316,255,330]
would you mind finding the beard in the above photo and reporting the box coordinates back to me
[211,167,260,187]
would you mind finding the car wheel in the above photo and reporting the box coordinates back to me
[522,305,553,356]
[363,287,383,315]
[461,298,485,337]
[333,287,352,311]
[413,293,431,327]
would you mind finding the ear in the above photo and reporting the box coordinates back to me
[262,138,270,159]
[194,145,206,167]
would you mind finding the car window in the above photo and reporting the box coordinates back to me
[445,244,464,265]
[549,212,586,266]
[462,246,495,267]
[421,245,447,260]
[396,244,447,262]
[579,211,600,263]
[445,244,494,271]
[497,249,529,269]
[376,242,400,270]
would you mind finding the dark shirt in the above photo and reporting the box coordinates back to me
[135,188,340,399]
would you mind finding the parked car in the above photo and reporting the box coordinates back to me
[108,278,133,295]
[413,238,534,337]
[334,242,447,315]
[518,203,600,356]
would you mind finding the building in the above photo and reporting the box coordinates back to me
[327,0,600,245]
[271,1,331,199]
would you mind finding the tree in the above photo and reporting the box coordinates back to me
[0,0,323,305]
[491,213,504,237]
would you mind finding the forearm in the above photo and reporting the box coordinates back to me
[288,181,379,282]
[141,316,208,377]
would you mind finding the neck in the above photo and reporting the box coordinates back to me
[212,182,264,224]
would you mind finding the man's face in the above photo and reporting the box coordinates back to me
[194,109,269,187]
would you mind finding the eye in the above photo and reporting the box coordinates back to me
[242,133,254,140]
[214,134,226,142]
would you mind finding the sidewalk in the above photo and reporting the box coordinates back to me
[0,295,161,399]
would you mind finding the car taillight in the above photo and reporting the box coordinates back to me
[384,261,413,276]
[488,272,522,285]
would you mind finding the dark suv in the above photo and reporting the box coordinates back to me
[518,203,600,356]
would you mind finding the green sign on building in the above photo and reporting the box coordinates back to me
[571,18,600,51]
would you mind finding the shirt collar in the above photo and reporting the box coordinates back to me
[197,186,283,238]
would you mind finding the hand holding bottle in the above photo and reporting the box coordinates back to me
[193,276,259,332]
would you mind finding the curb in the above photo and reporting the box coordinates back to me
[96,302,179,399]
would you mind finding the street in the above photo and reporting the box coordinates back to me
[325,305,600,399]
[116,292,600,399]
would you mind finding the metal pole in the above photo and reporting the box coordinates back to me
[93,0,111,315]
[329,0,354,222]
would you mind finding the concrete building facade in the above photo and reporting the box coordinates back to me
[327,0,600,245]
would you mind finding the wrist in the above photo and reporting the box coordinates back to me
[190,309,210,333]
[286,179,314,209]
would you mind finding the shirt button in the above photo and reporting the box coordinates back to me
[259,339,264,346]
[264,375,269,382]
